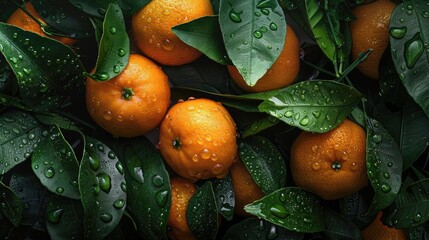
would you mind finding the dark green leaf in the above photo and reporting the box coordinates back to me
[239,136,286,194]
[389,0,429,118]
[117,137,170,240]
[279,0,314,40]
[212,175,235,221]
[258,80,362,133]
[0,23,85,111]
[222,218,304,240]
[68,0,150,17]
[323,207,362,240]
[79,136,126,240]
[365,118,403,215]
[0,0,17,21]
[173,16,230,65]
[0,181,22,227]
[35,113,82,132]
[340,192,374,229]
[0,54,15,95]
[244,187,325,233]
[31,125,80,199]
[46,195,84,240]
[241,115,280,138]
[86,3,129,81]
[407,225,428,240]
[187,181,218,240]
[219,0,287,86]
[0,110,48,175]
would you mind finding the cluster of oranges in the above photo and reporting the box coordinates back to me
[6,0,407,239]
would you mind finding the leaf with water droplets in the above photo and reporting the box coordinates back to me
[187,181,218,240]
[34,112,82,132]
[85,3,129,81]
[323,207,362,240]
[0,54,15,96]
[365,118,403,216]
[219,0,287,86]
[244,187,324,233]
[239,136,286,194]
[31,125,80,199]
[46,195,84,240]
[241,115,280,138]
[389,0,429,118]
[0,181,22,227]
[258,80,362,133]
[173,16,230,65]
[211,174,235,221]
[79,136,126,240]
[0,22,85,111]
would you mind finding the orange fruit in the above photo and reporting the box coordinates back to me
[168,176,197,240]
[350,0,396,79]
[362,212,408,240]
[290,119,368,200]
[158,98,237,181]
[131,0,214,66]
[227,25,300,92]
[86,53,171,138]
[7,2,77,45]
[230,158,265,216]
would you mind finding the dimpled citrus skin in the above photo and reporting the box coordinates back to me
[350,0,396,79]
[290,119,368,200]
[131,0,214,66]
[159,98,237,181]
[227,25,300,92]
[362,212,407,240]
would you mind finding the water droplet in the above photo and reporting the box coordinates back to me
[284,111,293,118]
[380,183,391,193]
[349,162,358,171]
[161,39,174,51]
[229,9,243,23]
[389,27,407,39]
[270,204,289,218]
[266,225,278,239]
[312,162,321,170]
[269,22,277,31]
[56,187,64,194]
[256,0,277,9]
[99,213,113,223]
[372,134,383,143]
[103,111,112,120]
[212,163,224,175]
[113,65,121,73]
[109,27,117,34]
[414,213,422,222]
[96,72,109,80]
[299,116,310,126]
[152,175,164,187]
[200,149,211,160]
[423,11,429,18]
[383,172,390,179]
[260,26,267,33]
[261,8,270,15]
[97,173,111,193]
[155,190,169,207]
[404,33,424,69]
[115,161,124,175]
[312,111,321,118]
[121,182,127,192]
[89,156,100,171]
[47,209,64,224]
[113,199,125,209]
[117,48,126,57]
[44,167,55,178]
[39,83,48,93]
[133,167,144,183]
[253,30,263,39]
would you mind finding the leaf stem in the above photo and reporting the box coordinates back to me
[337,49,372,82]
[301,60,336,78]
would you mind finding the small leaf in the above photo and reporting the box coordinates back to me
[212,175,235,221]
[187,181,218,240]
[365,118,403,215]
[323,207,362,240]
[239,136,286,194]
[79,136,126,240]
[219,0,287,86]
[86,3,129,81]
[258,80,362,133]
[244,187,324,233]
[0,181,23,227]
[31,125,80,199]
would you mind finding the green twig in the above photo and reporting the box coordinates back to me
[337,49,373,82]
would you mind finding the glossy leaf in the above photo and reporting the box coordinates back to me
[79,137,126,240]
[365,118,403,215]
[85,3,129,81]
[0,110,48,175]
[212,175,235,221]
[241,115,280,138]
[219,0,286,86]
[258,80,362,133]
[244,187,324,233]
[68,0,150,17]
[46,195,84,240]
[239,136,286,194]
[222,218,304,240]
[340,192,374,229]
[31,125,80,199]
[187,181,218,240]
[0,54,15,95]
[323,207,362,240]
[173,16,230,65]
[389,0,429,118]
[0,181,22,227]
[35,112,82,132]
[0,23,85,111]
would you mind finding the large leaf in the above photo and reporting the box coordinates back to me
[244,187,325,233]
[219,0,287,86]
[0,23,85,111]
[0,180,23,227]
[78,137,126,240]
[31,125,80,199]
[173,16,230,65]
[258,80,362,133]
[389,0,429,118]
[85,3,129,81]
[238,136,286,194]
[0,110,48,175]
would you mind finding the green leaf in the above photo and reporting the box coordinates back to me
[0,181,22,227]
[222,218,305,240]
[34,112,82,132]
[323,207,362,240]
[258,80,362,133]
[187,181,218,240]
[340,192,374,229]
[279,0,314,40]
[0,54,15,95]
[241,115,280,138]
[244,187,325,233]
[79,136,126,240]
[0,23,85,111]
[239,136,286,194]
[365,118,403,215]
[68,0,150,17]
[219,0,286,86]
[0,0,16,21]
[212,175,235,221]
[46,195,84,240]
[31,125,80,199]
[0,110,48,175]
[118,137,170,240]
[86,3,129,81]
[173,16,230,65]
[389,0,429,118]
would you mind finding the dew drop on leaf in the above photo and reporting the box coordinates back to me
[151,175,164,187]
[47,209,64,224]
[389,27,407,39]
[97,173,112,193]
[99,213,113,223]
[404,33,424,69]
[270,204,289,218]
[89,156,100,171]
[229,9,243,23]
[155,190,169,207]
[113,199,125,209]
[44,167,55,178]
[56,187,64,194]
